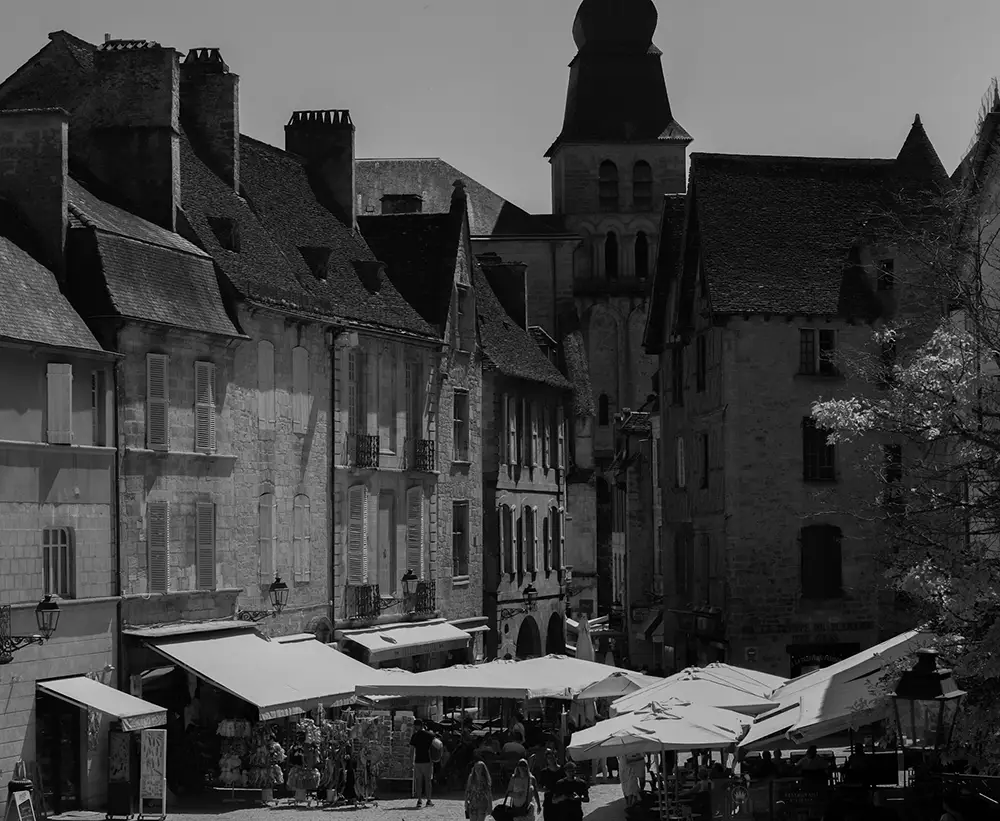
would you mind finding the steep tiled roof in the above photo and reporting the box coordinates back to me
[0,32,96,112]
[357,212,461,331]
[642,193,686,352]
[0,213,104,353]
[474,266,571,390]
[560,328,595,418]
[356,159,567,238]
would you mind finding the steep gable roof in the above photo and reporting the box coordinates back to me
[0,32,96,112]
[642,193,686,352]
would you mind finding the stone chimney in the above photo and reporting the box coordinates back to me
[480,254,529,330]
[84,39,181,231]
[450,179,468,215]
[0,108,69,279]
[285,110,356,227]
[180,48,239,192]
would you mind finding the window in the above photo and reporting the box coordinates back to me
[452,502,470,578]
[675,437,686,488]
[453,391,470,462]
[91,370,107,446]
[671,347,684,405]
[257,341,275,427]
[524,506,537,574]
[378,351,397,453]
[348,348,364,434]
[599,160,619,210]
[541,407,551,469]
[598,394,610,427]
[633,161,653,209]
[195,501,216,590]
[877,259,895,291]
[635,232,650,279]
[799,329,838,376]
[258,492,277,581]
[208,216,240,252]
[381,194,423,215]
[800,524,843,599]
[194,361,217,453]
[44,362,73,445]
[515,398,525,465]
[605,232,619,279]
[802,417,836,481]
[675,532,693,598]
[556,407,566,471]
[146,354,169,450]
[503,394,517,466]
[292,494,311,583]
[347,485,369,584]
[543,516,551,572]
[42,527,74,597]
[500,504,515,576]
[147,500,169,593]
[554,508,564,571]
[406,486,425,579]
[530,403,540,467]
[521,399,532,466]
[406,360,424,441]
[516,511,525,577]
[695,335,707,392]
[699,432,709,489]
[292,346,310,434]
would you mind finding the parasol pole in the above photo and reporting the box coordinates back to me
[560,705,568,765]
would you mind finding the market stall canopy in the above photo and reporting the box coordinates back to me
[576,670,662,700]
[356,654,623,700]
[337,619,470,663]
[568,700,751,761]
[38,676,167,732]
[738,629,934,750]
[611,667,778,717]
[693,663,787,699]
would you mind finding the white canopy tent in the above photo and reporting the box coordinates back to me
[611,667,779,717]
[576,670,662,701]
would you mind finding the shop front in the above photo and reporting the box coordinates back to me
[335,619,472,673]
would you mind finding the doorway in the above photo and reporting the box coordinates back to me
[378,491,396,594]
[36,693,82,814]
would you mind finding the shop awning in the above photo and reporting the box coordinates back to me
[338,619,471,663]
[449,616,491,636]
[146,631,355,720]
[38,677,167,732]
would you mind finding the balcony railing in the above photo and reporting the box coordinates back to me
[347,580,436,620]
[413,439,436,472]
[413,579,436,615]
[348,583,382,620]
[355,434,380,469]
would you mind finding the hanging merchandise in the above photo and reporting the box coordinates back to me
[247,723,286,802]
[287,718,322,803]
[217,719,252,788]
[318,718,346,802]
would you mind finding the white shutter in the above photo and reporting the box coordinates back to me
[293,494,311,582]
[542,407,551,470]
[347,485,368,584]
[194,361,216,453]
[257,340,275,426]
[406,486,425,579]
[530,404,539,467]
[196,501,216,590]
[556,406,566,471]
[146,354,169,450]
[259,493,276,580]
[498,506,507,576]
[292,346,310,434]
[46,363,73,444]
[347,349,358,435]
[147,500,169,593]
[506,395,517,465]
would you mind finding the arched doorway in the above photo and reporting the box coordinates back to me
[546,612,566,655]
[515,616,541,659]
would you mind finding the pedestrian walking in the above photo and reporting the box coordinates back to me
[410,718,435,808]
[465,760,493,821]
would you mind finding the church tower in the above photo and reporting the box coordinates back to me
[549,0,690,657]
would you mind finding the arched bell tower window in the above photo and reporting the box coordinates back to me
[598,393,610,427]
[599,161,619,210]
[633,161,653,209]
[604,232,619,280]
[635,232,649,280]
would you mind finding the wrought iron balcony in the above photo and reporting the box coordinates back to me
[413,579,436,615]
[355,434,380,469]
[413,438,436,472]
[348,583,382,620]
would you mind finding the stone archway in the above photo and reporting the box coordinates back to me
[515,616,542,660]
[546,611,566,655]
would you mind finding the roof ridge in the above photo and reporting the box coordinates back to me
[356,157,446,162]
[693,152,895,166]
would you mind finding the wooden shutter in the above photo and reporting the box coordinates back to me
[556,406,566,471]
[347,349,358,434]
[498,506,507,576]
[531,506,540,573]
[521,399,531,465]
[542,407,551,470]
[257,340,275,425]
[293,494,311,582]
[46,363,73,444]
[406,486,425,579]
[347,485,368,584]
[558,507,566,570]
[196,501,216,590]
[543,516,551,572]
[292,346,309,434]
[146,354,169,450]
[194,361,216,453]
[530,404,539,467]
[500,394,509,464]
[506,396,517,465]
[259,493,276,580]
[147,500,169,593]
[516,511,524,576]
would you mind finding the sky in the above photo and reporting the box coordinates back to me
[2,0,999,215]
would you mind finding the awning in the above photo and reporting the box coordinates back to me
[449,616,491,636]
[38,677,167,732]
[338,619,471,663]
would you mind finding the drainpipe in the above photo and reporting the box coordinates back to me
[112,333,126,692]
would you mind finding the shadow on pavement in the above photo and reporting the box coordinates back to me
[584,796,627,819]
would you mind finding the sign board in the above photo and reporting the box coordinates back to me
[139,728,167,818]
[6,792,35,821]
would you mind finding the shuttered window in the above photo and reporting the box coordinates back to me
[406,486,425,579]
[347,485,369,584]
[452,501,470,578]
[196,501,216,590]
[259,492,277,581]
[147,500,169,593]
[526,506,538,573]
[194,361,216,453]
[530,404,540,467]
[506,395,518,466]
[556,406,566,471]
[46,363,73,444]
[543,516,551,572]
[257,340,275,426]
[146,355,169,450]
[541,407,551,469]
[43,527,74,597]
[292,346,310,434]
[554,507,564,571]
[293,494,311,582]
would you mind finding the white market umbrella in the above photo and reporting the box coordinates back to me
[568,700,750,761]
[571,619,598,725]
[576,670,662,701]
[576,617,596,662]
[612,668,777,717]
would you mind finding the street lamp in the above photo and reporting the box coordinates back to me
[237,575,290,623]
[500,584,539,621]
[0,595,62,664]
[892,648,967,750]
[401,569,418,597]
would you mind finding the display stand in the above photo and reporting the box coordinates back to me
[107,728,138,820]
[138,729,167,821]
[5,791,36,821]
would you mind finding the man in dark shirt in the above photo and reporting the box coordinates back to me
[410,719,435,808]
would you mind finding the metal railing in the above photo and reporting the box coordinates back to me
[355,434,380,469]
[414,439,436,472]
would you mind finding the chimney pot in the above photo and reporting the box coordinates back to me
[181,48,239,191]
[285,109,356,227]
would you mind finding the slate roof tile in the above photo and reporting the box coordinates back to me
[560,329,595,418]
[642,193,686,351]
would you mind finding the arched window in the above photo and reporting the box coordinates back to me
[635,232,649,280]
[605,232,619,280]
[598,393,610,427]
[633,160,653,208]
[599,161,619,210]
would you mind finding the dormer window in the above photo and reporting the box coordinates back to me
[300,246,332,280]
[599,161,619,210]
[208,216,240,252]
[381,194,423,215]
